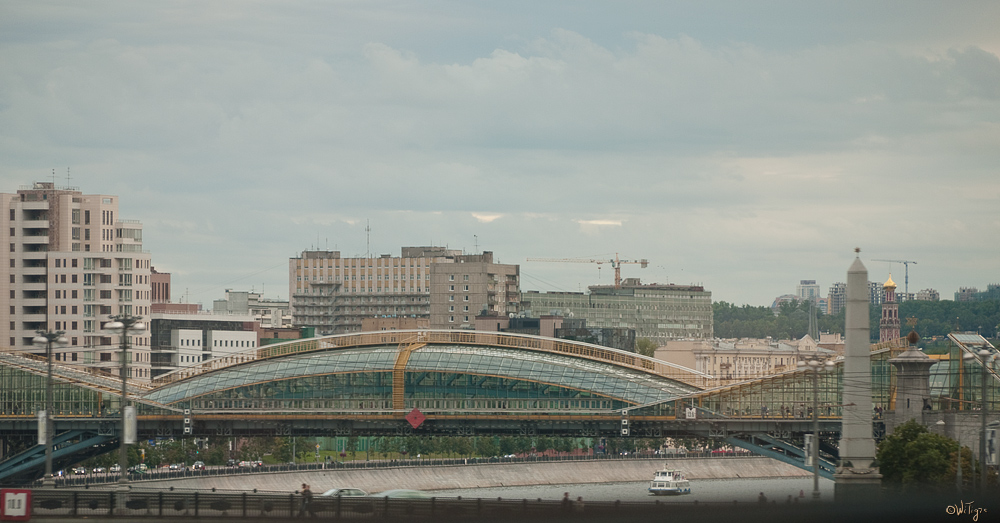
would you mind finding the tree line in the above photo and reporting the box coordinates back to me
[713,299,1000,341]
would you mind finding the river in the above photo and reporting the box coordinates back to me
[433,476,835,504]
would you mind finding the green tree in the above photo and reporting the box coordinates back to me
[476,436,499,457]
[877,419,959,490]
[635,338,658,357]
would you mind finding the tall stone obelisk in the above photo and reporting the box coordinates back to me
[834,249,882,500]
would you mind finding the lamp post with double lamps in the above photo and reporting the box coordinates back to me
[105,314,145,490]
[32,329,68,487]
[798,355,835,500]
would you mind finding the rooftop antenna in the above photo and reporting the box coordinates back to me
[365,219,373,258]
[51,168,56,185]
[474,235,479,254]
[66,167,72,188]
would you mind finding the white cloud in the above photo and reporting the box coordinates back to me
[1,1,998,306]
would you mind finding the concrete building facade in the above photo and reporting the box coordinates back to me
[827,282,847,316]
[148,312,258,379]
[657,336,817,380]
[214,289,292,329]
[289,247,520,335]
[1,182,152,380]
[429,251,519,329]
[521,278,712,344]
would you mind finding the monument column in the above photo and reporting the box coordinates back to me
[835,250,882,500]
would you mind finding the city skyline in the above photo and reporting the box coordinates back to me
[2,2,998,307]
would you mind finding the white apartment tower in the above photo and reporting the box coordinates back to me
[1,182,152,380]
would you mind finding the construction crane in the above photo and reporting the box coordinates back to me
[872,259,918,296]
[526,253,648,289]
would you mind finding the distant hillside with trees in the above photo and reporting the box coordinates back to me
[713,299,999,342]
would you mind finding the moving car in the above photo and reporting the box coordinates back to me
[368,489,430,499]
[73,467,87,475]
[191,461,206,471]
[109,464,121,473]
[321,488,368,497]
[92,466,106,474]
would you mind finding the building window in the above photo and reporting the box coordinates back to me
[449,295,454,301]
[463,275,469,281]
[449,275,454,281]
[449,316,454,322]
[464,296,469,301]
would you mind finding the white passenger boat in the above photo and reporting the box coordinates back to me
[648,465,691,495]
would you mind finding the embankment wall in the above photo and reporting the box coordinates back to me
[134,457,809,493]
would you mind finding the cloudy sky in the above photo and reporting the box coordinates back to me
[2,1,998,307]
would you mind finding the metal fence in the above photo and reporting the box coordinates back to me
[38,451,758,489]
[19,487,971,523]
[23,488,820,522]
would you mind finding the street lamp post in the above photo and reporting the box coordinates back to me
[32,330,68,487]
[798,356,835,500]
[977,348,994,491]
[105,314,145,490]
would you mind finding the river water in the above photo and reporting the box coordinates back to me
[434,477,834,504]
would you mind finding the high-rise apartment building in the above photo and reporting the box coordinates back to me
[521,278,713,344]
[868,281,884,306]
[429,251,519,329]
[828,282,847,316]
[1,182,152,379]
[914,288,940,301]
[290,247,519,335]
[796,279,821,303]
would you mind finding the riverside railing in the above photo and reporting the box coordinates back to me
[33,451,758,489]
[19,487,957,522]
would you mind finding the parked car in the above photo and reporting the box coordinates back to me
[191,461,206,471]
[321,488,368,497]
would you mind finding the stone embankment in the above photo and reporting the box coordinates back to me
[135,457,809,493]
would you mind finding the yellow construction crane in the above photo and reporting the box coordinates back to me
[526,253,649,289]
[872,258,918,296]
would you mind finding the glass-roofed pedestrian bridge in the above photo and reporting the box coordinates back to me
[1,330,998,484]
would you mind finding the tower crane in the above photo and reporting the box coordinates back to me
[526,253,648,289]
[872,259,918,296]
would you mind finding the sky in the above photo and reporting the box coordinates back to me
[2,1,998,307]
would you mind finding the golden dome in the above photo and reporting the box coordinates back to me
[883,274,897,289]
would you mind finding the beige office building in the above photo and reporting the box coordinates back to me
[1,182,153,380]
[290,248,520,334]
[429,251,520,329]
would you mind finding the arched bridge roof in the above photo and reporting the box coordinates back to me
[144,331,709,409]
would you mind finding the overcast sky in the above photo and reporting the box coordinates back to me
[2,1,998,307]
